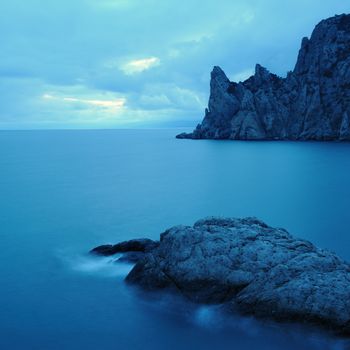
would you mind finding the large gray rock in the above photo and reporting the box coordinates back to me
[104,217,350,335]
[177,14,350,141]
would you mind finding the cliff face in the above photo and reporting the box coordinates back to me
[177,14,350,141]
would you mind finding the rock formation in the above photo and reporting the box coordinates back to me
[91,238,158,256]
[92,217,350,335]
[91,238,158,263]
[177,14,350,141]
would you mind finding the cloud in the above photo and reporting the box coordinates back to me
[0,78,204,129]
[93,0,134,9]
[119,57,160,75]
[34,85,129,125]
[232,68,255,83]
[42,93,126,109]
[133,83,205,110]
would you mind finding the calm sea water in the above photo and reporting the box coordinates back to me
[1,129,350,350]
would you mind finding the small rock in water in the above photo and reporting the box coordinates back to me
[91,238,158,256]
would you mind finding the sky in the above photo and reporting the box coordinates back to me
[0,0,349,129]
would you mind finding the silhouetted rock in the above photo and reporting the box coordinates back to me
[98,217,350,335]
[177,14,350,141]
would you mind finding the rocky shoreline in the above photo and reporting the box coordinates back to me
[177,14,350,141]
[91,217,350,336]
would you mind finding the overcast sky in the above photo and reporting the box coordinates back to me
[0,0,349,129]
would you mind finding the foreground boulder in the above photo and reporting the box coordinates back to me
[93,217,350,335]
[177,14,350,141]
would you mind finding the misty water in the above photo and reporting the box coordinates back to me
[1,129,350,349]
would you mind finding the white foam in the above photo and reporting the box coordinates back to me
[59,252,134,278]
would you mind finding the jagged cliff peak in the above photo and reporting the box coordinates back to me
[177,14,350,141]
[211,65,228,78]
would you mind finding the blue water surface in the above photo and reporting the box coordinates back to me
[1,129,350,350]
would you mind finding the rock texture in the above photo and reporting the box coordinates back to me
[91,238,158,256]
[177,14,350,141]
[91,238,158,263]
[95,217,350,335]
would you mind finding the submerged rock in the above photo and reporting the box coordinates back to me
[177,14,350,141]
[95,217,350,335]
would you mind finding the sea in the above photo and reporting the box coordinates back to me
[1,129,350,349]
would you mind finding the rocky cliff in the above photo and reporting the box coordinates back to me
[177,14,350,141]
[91,217,350,335]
